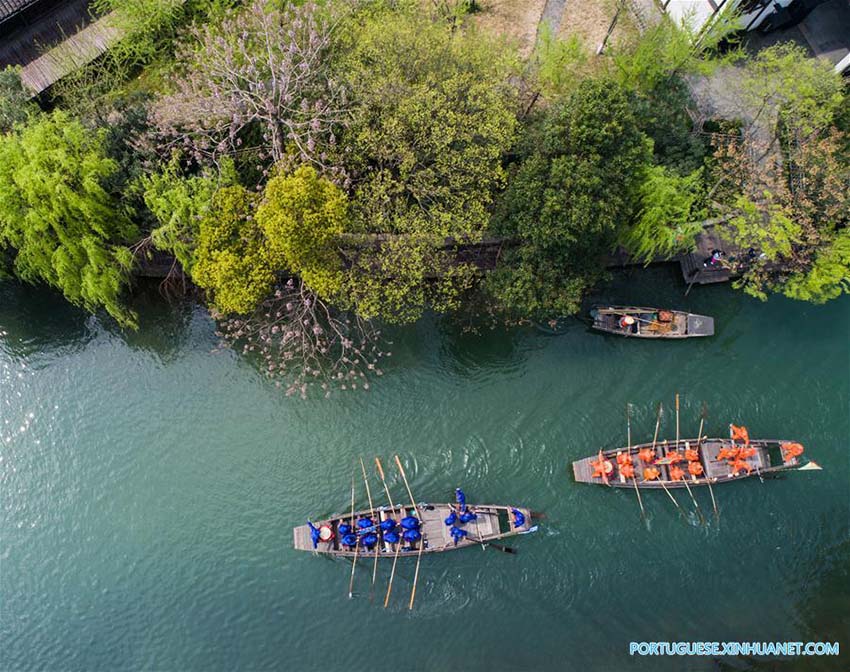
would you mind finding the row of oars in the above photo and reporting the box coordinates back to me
[347,455,424,609]
[624,394,720,526]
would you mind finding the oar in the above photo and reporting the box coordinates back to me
[376,458,402,609]
[677,394,705,524]
[346,474,358,599]
[652,404,684,515]
[467,534,516,554]
[394,455,425,611]
[698,403,719,519]
[359,456,379,603]
[627,403,646,521]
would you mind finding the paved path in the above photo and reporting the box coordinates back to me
[537,0,566,37]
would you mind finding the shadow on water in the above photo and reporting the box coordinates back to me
[0,280,199,362]
[0,281,93,358]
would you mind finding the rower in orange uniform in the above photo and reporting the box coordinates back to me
[781,442,804,463]
[670,465,685,481]
[591,452,614,482]
[638,448,656,463]
[643,466,661,481]
[730,424,750,446]
[687,461,704,477]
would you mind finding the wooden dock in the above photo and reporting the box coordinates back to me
[19,9,121,94]
[679,225,741,286]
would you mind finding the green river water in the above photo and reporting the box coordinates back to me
[1,267,848,671]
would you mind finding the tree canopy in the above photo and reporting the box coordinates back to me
[490,79,652,317]
[0,112,138,326]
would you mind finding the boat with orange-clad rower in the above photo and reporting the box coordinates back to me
[573,436,819,489]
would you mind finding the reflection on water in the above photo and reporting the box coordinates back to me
[0,280,199,363]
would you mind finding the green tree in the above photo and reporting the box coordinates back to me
[621,164,704,262]
[332,7,517,322]
[0,67,35,133]
[191,185,277,315]
[256,166,348,302]
[490,79,652,317]
[740,43,844,139]
[0,112,138,326]
[783,229,850,303]
[141,156,238,273]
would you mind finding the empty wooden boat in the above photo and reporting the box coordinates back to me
[591,306,714,338]
[294,502,534,556]
[572,438,814,489]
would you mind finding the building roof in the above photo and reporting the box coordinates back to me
[0,0,41,24]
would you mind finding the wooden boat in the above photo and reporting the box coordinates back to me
[294,502,533,556]
[572,438,813,489]
[591,306,714,338]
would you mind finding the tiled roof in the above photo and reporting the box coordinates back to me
[0,0,41,24]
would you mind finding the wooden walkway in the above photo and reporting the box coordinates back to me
[19,9,120,94]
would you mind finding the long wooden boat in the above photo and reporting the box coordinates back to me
[294,503,533,556]
[572,438,811,488]
[591,306,714,338]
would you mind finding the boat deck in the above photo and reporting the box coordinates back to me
[572,439,795,488]
[294,504,529,555]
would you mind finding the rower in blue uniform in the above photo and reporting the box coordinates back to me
[307,520,321,549]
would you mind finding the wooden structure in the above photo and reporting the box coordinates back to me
[0,0,94,70]
[573,438,807,488]
[591,306,714,338]
[18,9,120,94]
[294,502,533,556]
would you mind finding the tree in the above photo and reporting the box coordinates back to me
[739,43,844,142]
[256,166,348,302]
[490,79,652,317]
[0,67,34,133]
[141,156,238,273]
[151,0,347,168]
[712,127,849,301]
[190,185,278,314]
[331,7,517,322]
[706,44,849,303]
[0,112,138,326]
[621,164,704,262]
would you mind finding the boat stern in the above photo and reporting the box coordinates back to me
[687,314,714,336]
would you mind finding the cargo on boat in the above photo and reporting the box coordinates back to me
[591,306,714,338]
[572,437,811,489]
[294,502,533,556]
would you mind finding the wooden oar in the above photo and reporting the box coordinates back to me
[346,474,358,599]
[359,456,379,602]
[698,403,719,519]
[376,458,402,609]
[677,394,705,524]
[652,404,684,515]
[627,403,646,521]
[394,455,425,611]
